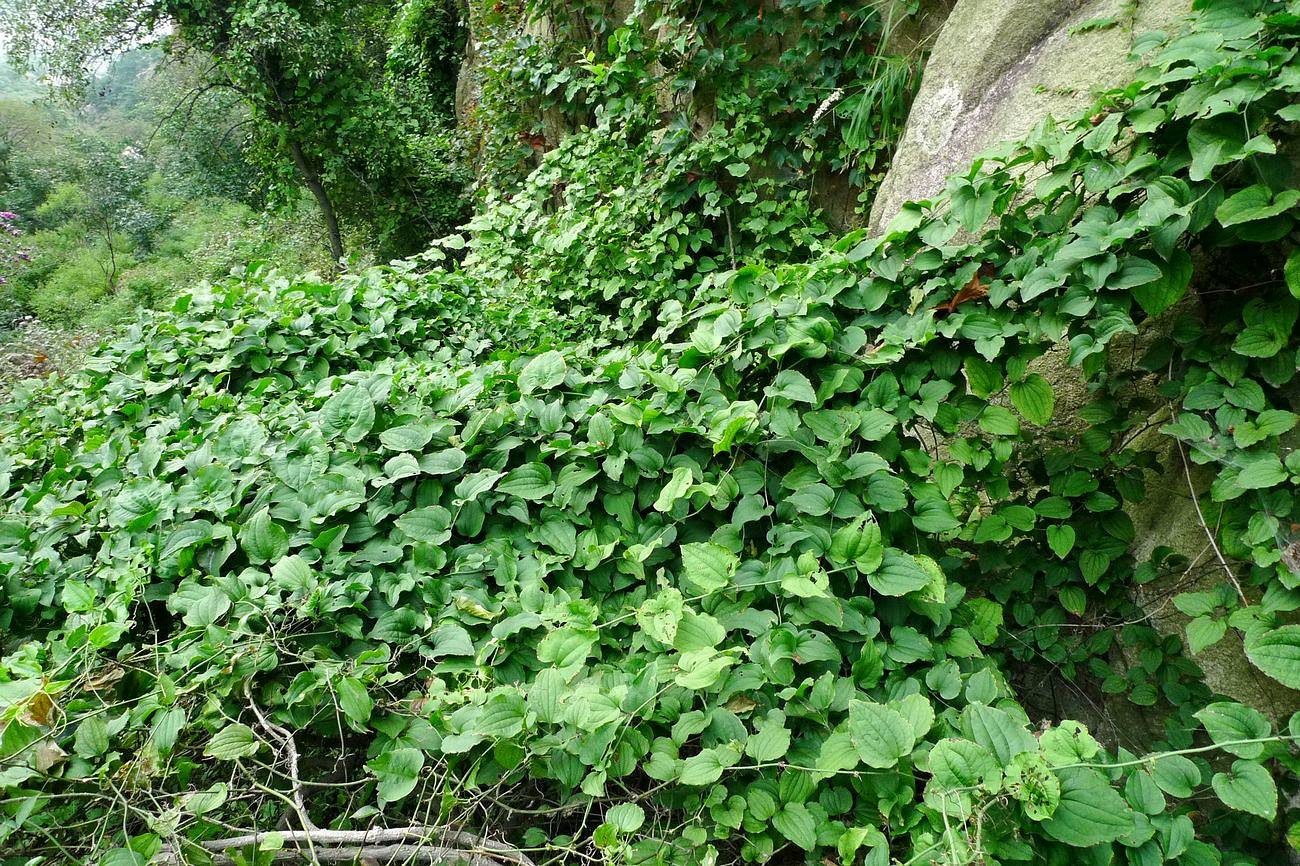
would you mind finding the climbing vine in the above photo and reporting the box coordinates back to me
[3,1,1300,865]
[458,0,926,318]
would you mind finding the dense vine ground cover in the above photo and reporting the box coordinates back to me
[6,0,1300,864]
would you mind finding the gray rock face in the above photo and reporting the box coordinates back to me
[869,0,1191,232]
[871,0,1300,721]
[1128,427,1300,721]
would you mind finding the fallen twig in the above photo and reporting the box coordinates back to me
[155,827,535,866]
[244,680,316,832]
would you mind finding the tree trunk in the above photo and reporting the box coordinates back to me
[287,139,344,263]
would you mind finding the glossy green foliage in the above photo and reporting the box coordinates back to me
[461,0,924,318]
[1,0,471,260]
[4,1,1300,864]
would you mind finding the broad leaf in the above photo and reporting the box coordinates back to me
[1041,768,1135,846]
[1194,702,1271,758]
[847,700,915,768]
[519,351,567,393]
[204,724,259,760]
[320,386,375,442]
[239,509,289,565]
[679,543,737,594]
[1245,625,1300,689]
[1010,374,1054,425]
[868,549,931,597]
[1211,760,1276,820]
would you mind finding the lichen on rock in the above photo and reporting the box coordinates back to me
[871,0,1192,232]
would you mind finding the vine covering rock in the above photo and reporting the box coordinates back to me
[4,1,1300,865]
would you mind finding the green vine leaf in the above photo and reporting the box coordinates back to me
[1040,768,1135,847]
[203,724,259,761]
[1245,625,1300,689]
[847,700,915,768]
[320,385,376,442]
[1211,760,1277,820]
[679,542,737,594]
[1010,374,1054,425]
[1215,184,1300,228]
[518,350,567,393]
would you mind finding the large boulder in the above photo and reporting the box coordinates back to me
[870,0,1300,721]
[1128,429,1300,721]
[869,0,1191,232]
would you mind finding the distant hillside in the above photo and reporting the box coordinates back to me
[0,56,42,101]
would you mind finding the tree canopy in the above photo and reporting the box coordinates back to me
[1,0,468,260]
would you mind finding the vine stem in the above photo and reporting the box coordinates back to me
[244,680,316,833]
[898,841,945,866]
[1055,734,1298,772]
[1169,411,1248,604]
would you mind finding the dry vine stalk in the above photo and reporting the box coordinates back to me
[155,827,536,866]
[244,681,316,832]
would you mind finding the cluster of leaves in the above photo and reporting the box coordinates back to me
[0,51,334,330]
[479,0,925,190]
[198,0,471,259]
[460,101,830,317]
[6,1,1300,866]
[457,0,926,314]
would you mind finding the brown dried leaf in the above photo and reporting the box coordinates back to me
[933,264,995,316]
[725,694,757,714]
[85,665,126,692]
[20,691,55,728]
[32,738,67,773]
[1281,540,1300,578]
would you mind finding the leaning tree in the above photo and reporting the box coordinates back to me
[1,0,468,261]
